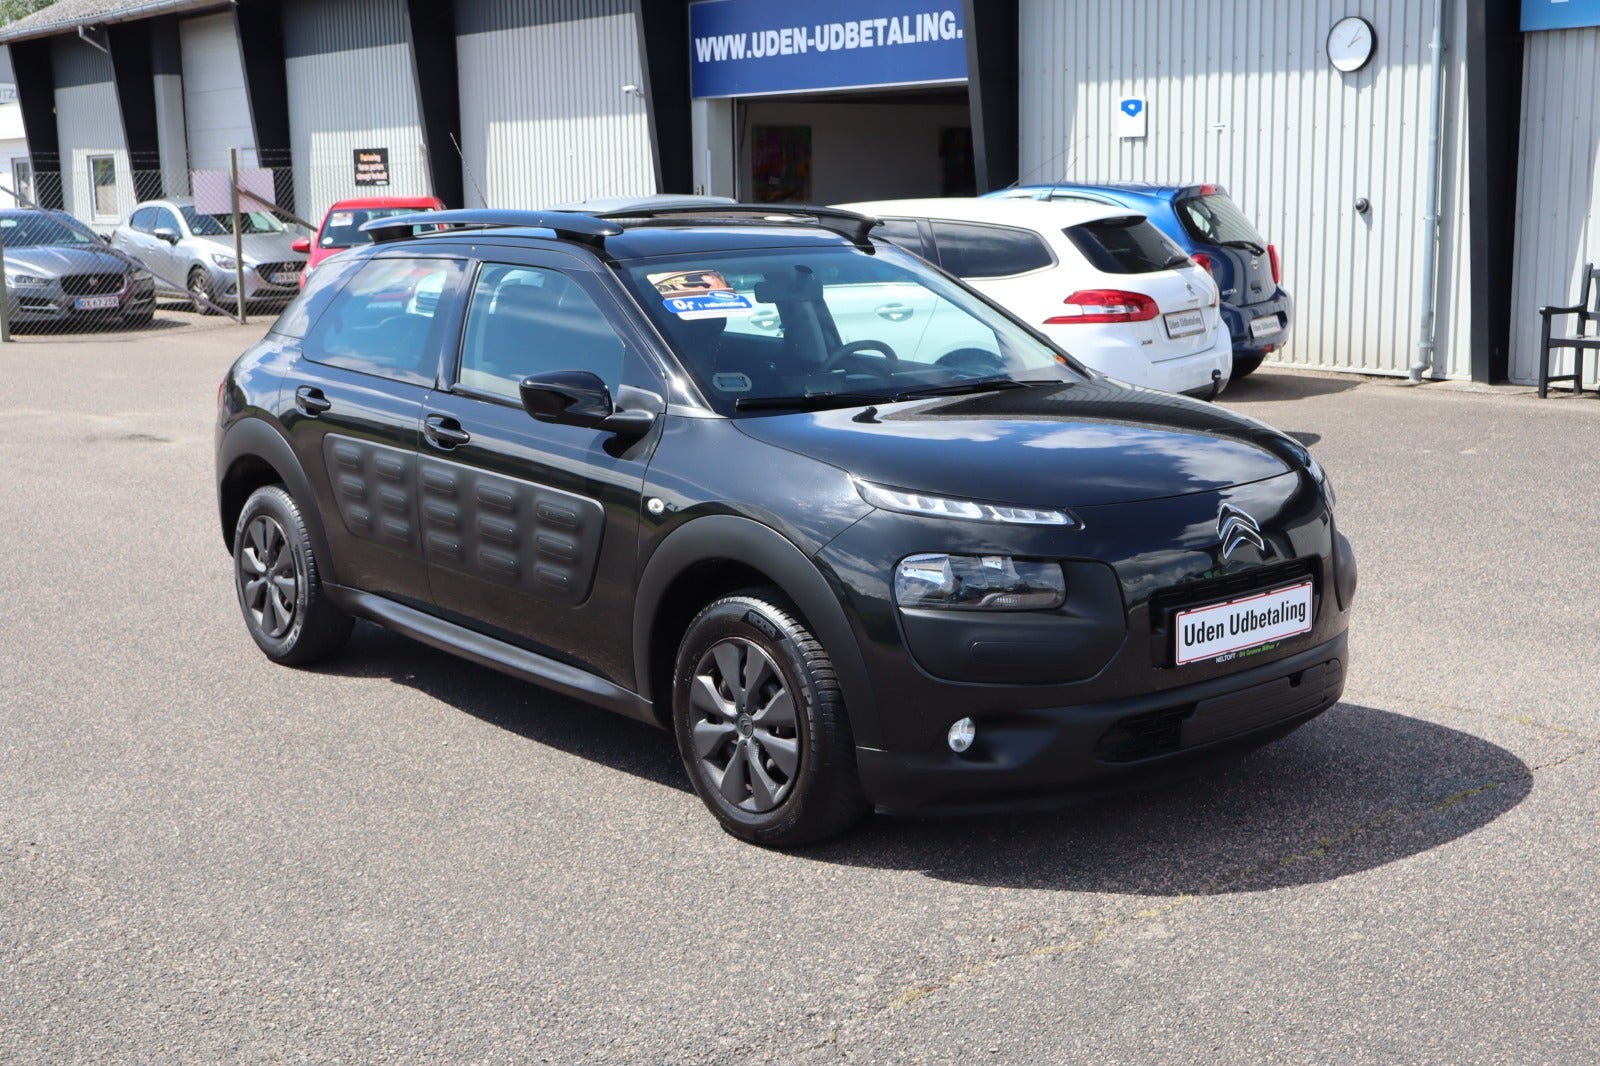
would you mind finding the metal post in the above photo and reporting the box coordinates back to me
[1410,0,1448,383]
[0,227,11,342]
[230,147,247,324]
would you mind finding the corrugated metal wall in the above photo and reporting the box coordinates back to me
[51,35,132,228]
[284,0,431,219]
[1018,0,1473,379]
[455,0,654,208]
[1508,28,1600,388]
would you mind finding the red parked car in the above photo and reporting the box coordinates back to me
[292,195,445,286]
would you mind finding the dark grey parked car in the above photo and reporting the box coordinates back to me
[0,209,155,328]
[111,196,305,310]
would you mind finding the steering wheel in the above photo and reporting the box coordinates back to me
[822,338,899,373]
[935,347,1007,374]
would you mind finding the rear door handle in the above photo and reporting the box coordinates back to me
[876,303,913,322]
[423,414,471,449]
[294,385,331,415]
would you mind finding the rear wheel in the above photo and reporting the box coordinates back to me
[1230,352,1266,379]
[673,590,868,847]
[233,485,352,665]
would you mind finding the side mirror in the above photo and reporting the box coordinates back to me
[153,227,179,245]
[519,370,656,436]
[291,237,311,254]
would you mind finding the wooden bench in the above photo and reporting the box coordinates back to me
[1539,263,1600,397]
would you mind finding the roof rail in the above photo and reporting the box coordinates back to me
[583,203,880,247]
[361,208,623,246]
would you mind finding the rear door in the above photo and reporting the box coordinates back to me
[280,253,469,602]
[418,248,663,682]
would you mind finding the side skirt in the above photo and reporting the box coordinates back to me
[325,585,660,728]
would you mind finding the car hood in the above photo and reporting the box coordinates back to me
[731,377,1301,509]
[4,245,132,276]
[190,232,306,263]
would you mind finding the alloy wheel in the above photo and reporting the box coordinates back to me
[238,515,299,639]
[689,637,801,813]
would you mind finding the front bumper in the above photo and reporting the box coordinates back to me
[856,631,1345,813]
[208,262,301,303]
[7,277,156,323]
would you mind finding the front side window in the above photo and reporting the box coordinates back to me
[456,263,626,402]
[88,155,117,219]
[302,256,463,385]
[621,244,1084,416]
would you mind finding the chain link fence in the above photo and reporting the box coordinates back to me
[0,151,311,340]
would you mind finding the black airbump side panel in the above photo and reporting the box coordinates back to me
[418,458,605,606]
[322,436,421,552]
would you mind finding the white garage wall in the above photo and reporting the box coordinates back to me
[455,0,654,208]
[51,34,132,229]
[179,12,255,172]
[1018,0,1474,379]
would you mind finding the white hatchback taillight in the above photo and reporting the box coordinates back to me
[1045,289,1159,325]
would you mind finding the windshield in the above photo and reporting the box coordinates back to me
[319,206,438,249]
[180,206,285,237]
[0,213,97,248]
[621,243,1086,415]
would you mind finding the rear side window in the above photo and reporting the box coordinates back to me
[929,221,1054,278]
[129,206,155,231]
[1176,193,1267,249]
[301,257,464,385]
[1064,217,1186,275]
[874,217,926,257]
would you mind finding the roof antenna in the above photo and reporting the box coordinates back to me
[450,132,487,208]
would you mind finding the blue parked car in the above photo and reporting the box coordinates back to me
[985,183,1291,378]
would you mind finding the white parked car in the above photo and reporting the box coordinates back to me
[836,198,1232,397]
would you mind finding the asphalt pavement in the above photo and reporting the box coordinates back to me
[2,322,1597,1063]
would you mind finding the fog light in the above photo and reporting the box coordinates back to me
[947,717,976,753]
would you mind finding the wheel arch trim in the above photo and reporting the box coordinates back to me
[216,417,336,582]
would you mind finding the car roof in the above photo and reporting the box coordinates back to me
[1006,182,1230,201]
[325,196,444,212]
[837,196,1142,229]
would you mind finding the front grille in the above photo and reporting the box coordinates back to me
[61,272,124,296]
[255,262,302,283]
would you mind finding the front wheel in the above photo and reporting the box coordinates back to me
[233,485,353,665]
[673,590,868,847]
[188,267,218,315]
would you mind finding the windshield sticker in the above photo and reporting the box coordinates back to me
[651,269,755,320]
[329,212,354,226]
[712,372,753,393]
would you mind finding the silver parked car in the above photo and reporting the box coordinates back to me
[111,197,306,310]
[0,209,156,328]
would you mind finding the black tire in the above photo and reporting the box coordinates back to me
[672,589,869,847]
[1230,352,1266,380]
[188,267,217,315]
[232,484,353,665]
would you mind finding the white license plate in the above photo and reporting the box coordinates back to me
[1250,314,1279,339]
[1174,580,1314,666]
[271,271,299,285]
[1164,309,1205,339]
[74,295,120,311]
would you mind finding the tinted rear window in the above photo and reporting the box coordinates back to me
[929,221,1054,278]
[1064,217,1185,274]
[1176,193,1267,249]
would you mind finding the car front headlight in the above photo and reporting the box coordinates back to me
[210,252,239,269]
[855,479,1078,528]
[895,553,1067,611]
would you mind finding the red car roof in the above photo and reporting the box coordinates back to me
[322,196,445,212]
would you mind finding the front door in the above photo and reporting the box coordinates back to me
[281,253,468,603]
[418,250,663,685]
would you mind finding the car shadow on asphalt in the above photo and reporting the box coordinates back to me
[318,626,1530,894]
[1221,369,1363,404]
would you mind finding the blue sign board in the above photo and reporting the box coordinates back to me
[689,0,968,99]
[1523,0,1600,31]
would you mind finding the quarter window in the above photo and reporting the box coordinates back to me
[874,218,926,258]
[302,257,462,385]
[88,155,118,219]
[456,263,626,402]
[929,221,1054,278]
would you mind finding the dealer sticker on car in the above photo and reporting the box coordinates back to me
[1175,580,1314,665]
[1250,314,1279,339]
[1164,308,1205,339]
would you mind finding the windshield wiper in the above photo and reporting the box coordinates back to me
[892,377,1036,400]
[1161,254,1193,269]
[734,390,893,412]
[1220,239,1267,255]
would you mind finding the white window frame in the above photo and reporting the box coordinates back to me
[11,158,32,206]
[88,154,119,221]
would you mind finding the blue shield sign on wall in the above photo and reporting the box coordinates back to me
[689,0,969,99]
[1522,0,1600,31]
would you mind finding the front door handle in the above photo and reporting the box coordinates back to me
[423,414,471,449]
[295,385,331,415]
